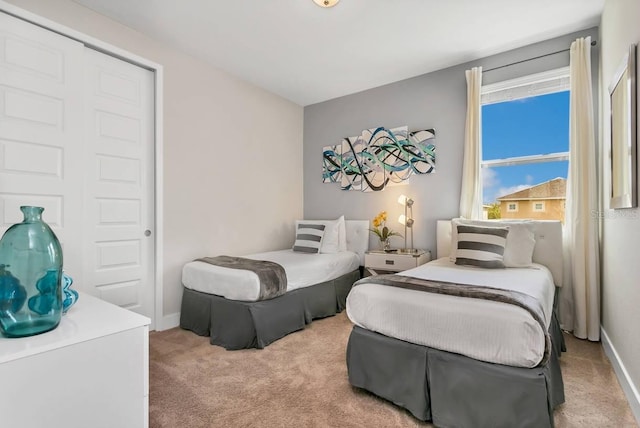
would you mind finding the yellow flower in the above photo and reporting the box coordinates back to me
[369,210,402,242]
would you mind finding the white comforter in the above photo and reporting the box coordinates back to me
[346,257,556,368]
[183,250,360,302]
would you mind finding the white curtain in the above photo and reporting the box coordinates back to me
[460,67,483,219]
[564,36,600,340]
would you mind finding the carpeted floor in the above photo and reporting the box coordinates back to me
[149,312,638,427]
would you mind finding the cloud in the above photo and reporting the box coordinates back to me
[482,167,499,188]
[482,168,501,203]
[495,184,531,199]
[482,168,533,203]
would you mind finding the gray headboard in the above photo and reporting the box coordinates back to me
[436,219,563,287]
[346,220,370,265]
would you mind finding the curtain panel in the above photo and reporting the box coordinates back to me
[564,36,600,340]
[460,67,483,220]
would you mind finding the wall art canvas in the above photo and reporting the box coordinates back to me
[325,126,436,192]
[408,129,436,174]
[322,144,342,183]
[340,136,364,191]
[361,126,407,192]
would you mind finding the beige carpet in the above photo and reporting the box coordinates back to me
[149,313,637,427]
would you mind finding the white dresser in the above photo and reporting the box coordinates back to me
[0,293,150,428]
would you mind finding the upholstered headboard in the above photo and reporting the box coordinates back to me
[436,219,564,287]
[346,220,370,265]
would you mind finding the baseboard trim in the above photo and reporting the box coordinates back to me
[601,326,640,424]
[156,312,180,331]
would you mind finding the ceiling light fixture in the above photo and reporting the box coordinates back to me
[313,0,339,8]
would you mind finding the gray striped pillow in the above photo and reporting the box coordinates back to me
[455,225,509,269]
[292,223,326,254]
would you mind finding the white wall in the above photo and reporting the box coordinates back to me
[599,0,640,418]
[3,0,304,322]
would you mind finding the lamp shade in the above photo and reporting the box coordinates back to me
[398,215,414,227]
[397,195,414,206]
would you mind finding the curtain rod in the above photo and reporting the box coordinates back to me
[484,40,597,73]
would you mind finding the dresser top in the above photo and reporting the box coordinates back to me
[0,292,150,364]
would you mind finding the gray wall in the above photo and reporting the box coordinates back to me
[304,27,599,254]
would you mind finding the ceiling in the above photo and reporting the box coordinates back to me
[74,0,604,106]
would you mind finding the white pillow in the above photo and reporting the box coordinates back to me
[450,218,536,268]
[502,222,536,267]
[295,218,341,254]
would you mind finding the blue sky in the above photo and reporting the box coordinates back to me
[482,91,570,203]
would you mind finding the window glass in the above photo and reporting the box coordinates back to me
[482,84,569,222]
[482,161,568,204]
[482,92,569,160]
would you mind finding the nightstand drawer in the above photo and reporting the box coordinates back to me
[365,253,419,271]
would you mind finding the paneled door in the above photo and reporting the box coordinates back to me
[83,49,155,324]
[0,12,156,326]
[0,12,85,283]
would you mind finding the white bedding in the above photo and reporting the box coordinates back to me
[183,250,360,302]
[346,257,556,368]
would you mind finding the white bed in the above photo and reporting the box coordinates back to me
[345,219,566,426]
[180,219,369,350]
[347,257,555,367]
[184,250,360,302]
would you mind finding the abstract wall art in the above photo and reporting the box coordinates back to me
[321,126,435,192]
[340,136,364,191]
[322,145,342,183]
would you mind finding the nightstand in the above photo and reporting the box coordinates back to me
[365,250,431,275]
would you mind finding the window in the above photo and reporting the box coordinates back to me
[482,68,569,222]
[533,202,545,212]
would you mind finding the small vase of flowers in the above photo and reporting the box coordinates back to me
[369,211,402,252]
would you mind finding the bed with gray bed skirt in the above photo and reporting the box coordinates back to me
[180,220,370,350]
[180,269,359,349]
[346,219,567,427]
[347,301,565,427]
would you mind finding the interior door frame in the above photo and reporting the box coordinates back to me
[0,1,165,330]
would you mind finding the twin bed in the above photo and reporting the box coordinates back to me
[179,217,565,427]
[179,219,369,349]
[346,219,565,427]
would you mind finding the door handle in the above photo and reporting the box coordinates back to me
[144,229,152,237]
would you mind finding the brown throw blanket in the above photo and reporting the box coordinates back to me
[196,256,287,301]
[353,274,551,366]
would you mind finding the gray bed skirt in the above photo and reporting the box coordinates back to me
[180,269,360,350]
[347,312,566,427]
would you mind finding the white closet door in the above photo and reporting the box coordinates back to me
[0,12,85,282]
[0,12,156,325]
[82,49,155,324]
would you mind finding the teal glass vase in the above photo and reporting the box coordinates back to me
[0,206,63,337]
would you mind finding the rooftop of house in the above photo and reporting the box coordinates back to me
[497,177,567,201]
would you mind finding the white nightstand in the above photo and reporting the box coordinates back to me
[365,250,431,275]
